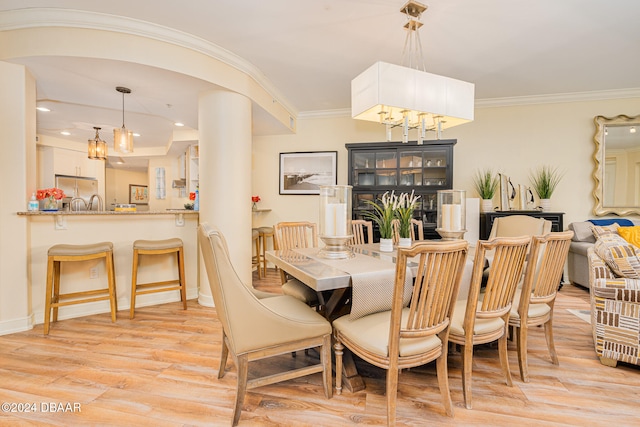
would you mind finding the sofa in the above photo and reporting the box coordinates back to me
[568,219,640,288]
[587,229,640,367]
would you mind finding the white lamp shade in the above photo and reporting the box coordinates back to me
[351,61,474,129]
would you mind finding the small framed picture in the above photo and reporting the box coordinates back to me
[279,151,338,195]
[129,184,149,205]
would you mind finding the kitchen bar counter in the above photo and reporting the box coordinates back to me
[18,210,199,216]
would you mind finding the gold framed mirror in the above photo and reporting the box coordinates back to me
[593,114,640,216]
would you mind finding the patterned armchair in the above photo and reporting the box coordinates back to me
[587,243,640,367]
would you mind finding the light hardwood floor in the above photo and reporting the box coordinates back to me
[1,270,639,426]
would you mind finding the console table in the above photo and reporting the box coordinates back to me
[480,211,564,240]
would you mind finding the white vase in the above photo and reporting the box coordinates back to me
[481,199,493,213]
[379,238,394,252]
[540,198,551,212]
[398,237,412,248]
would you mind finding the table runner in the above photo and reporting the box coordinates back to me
[295,248,413,320]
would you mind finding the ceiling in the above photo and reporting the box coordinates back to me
[2,0,640,171]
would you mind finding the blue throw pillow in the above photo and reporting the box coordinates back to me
[589,219,634,227]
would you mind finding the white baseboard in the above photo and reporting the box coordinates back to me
[0,313,34,336]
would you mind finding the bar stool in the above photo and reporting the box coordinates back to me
[257,226,275,277]
[44,242,117,335]
[130,238,186,319]
[252,229,262,279]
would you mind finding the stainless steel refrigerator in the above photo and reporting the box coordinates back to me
[55,175,99,211]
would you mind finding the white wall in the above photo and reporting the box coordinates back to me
[252,97,640,232]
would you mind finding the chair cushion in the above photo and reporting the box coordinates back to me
[333,308,442,358]
[282,279,319,305]
[509,288,551,320]
[618,226,640,249]
[260,296,331,334]
[449,299,505,337]
[594,234,640,279]
[48,241,113,256]
[133,238,183,250]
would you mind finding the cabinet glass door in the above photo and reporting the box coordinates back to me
[376,151,397,185]
[423,149,447,187]
[399,151,423,186]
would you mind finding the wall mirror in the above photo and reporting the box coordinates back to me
[593,114,640,216]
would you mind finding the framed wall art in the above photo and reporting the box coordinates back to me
[129,184,149,205]
[279,151,337,195]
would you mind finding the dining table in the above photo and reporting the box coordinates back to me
[265,241,476,392]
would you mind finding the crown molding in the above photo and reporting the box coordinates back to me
[475,88,640,108]
[0,8,297,116]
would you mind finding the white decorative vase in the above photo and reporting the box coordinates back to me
[379,238,394,252]
[540,198,551,212]
[398,237,412,248]
[481,199,493,213]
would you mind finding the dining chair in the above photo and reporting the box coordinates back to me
[488,215,551,239]
[273,221,320,307]
[350,219,373,245]
[198,223,332,426]
[448,235,530,409]
[333,240,469,425]
[391,218,425,244]
[509,230,573,382]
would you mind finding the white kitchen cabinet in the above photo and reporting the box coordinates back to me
[37,145,106,196]
[186,144,199,193]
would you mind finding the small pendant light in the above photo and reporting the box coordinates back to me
[113,86,134,153]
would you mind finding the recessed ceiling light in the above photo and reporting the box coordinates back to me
[174,122,184,127]
[36,106,50,112]
[60,131,71,136]
[133,132,141,137]
[630,127,636,134]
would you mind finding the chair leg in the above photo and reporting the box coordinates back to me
[544,319,559,365]
[334,341,344,395]
[498,333,513,387]
[321,335,332,399]
[106,251,117,323]
[218,333,229,379]
[515,324,530,383]
[436,351,454,417]
[44,257,55,335]
[177,248,187,310]
[232,354,249,427]
[130,249,139,319]
[461,344,473,410]
[52,260,60,322]
[386,365,399,426]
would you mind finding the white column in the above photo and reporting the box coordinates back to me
[0,62,36,334]
[198,90,252,306]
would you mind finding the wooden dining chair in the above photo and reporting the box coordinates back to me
[350,219,373,245]
[391,218,424,244]
[198,223,332,426]
[273,221,320,307]
[333,240,469,425]
[448,235,530,409]
[509,230,573,382]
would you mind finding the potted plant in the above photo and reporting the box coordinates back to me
[361,191,399,252]
[396,190,421,247]
[530,165,563,211]
[472,169,499,212]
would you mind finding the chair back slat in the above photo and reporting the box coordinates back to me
[394,241,468,342]
[273,222,318,250]
[350,220,373,245]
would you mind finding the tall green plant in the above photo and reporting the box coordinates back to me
[530,165,564,199]
[396,191,421,238]
[361,191,399,239]
[472,169,499,199]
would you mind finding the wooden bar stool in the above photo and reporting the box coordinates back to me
[257,226,275,277]
[130,238,186,319]
[44,242,117,335]
[252,229,262,279]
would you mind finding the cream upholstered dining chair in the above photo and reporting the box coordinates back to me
[350,219,373,245]
[198,223,332,426]
[391,218,425,244]
[273,221,320,307]
[509,230,573,382]
[488,215,552,239]
[449,236,530,409]
[333,240,469,425]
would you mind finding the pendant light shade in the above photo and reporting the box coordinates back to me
[114,86,134,153]
[88,126,107,160]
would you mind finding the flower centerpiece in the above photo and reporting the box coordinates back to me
[529,165,563,211]
[472,169,499,212]
[252,195,261,211]
[361,191,399,252]
[396,190,421,247]
[36,187,66,211]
